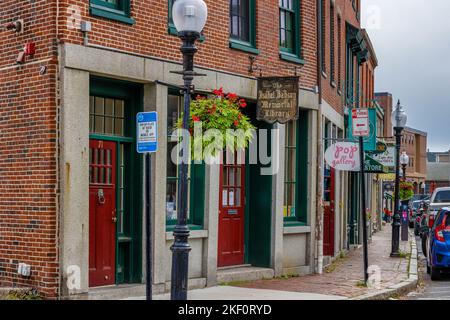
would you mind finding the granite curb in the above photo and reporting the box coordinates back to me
[352,230,418,300]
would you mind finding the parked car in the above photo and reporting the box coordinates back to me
[414,201,429,236]
[425,208,450,280]
[410,200,422,228]
[422,188,450,260]
[411,194,430,203]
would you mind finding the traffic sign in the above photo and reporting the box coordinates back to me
[352,109,369,137]
[137,112,158,153]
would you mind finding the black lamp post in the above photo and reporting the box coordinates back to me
[390,100,408,257]
[170,0,208,300]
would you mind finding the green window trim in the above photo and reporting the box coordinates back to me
[283,111,309,226]
[90,0,135,25]
[229,38,260,55]
[279,51,305,65]
[279,0,302,62]
[229,0,258,54]
[168,0,206,41]
[165,90,206,230]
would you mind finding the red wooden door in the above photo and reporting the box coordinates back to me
[218,151,246,267]
[89,140,117,287]
[323,168,335,257]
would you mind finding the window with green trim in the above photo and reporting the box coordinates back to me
[168,0,177,35]
[90,96,125,136]
[283,112,308,225]
[89,0,134,24]
[321,0,326,73]
[330,3,335,83]
[166,94,205,229]
[279,0,303,64]
[229,0,258,54]
[284,120,297,220]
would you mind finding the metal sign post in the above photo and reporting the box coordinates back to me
[352,108,370,284]
[358,136,369,284]
[136,112,158,300]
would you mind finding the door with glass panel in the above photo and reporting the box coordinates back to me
[218,151,246,267]
[89,139,117,287]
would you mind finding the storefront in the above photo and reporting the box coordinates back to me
[59,43,319,297]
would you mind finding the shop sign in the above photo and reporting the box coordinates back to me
[368,144,395,173]
[364,154,388,173]
[257,76,299,124]
[324,142,361,172]
[136,112,158,153]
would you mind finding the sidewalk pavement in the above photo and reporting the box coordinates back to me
[128,226,416,300]
[233,226,417,300]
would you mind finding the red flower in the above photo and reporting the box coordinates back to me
[227,92,238,101]
[213,87,224,97]
[234,120,239,126]
[192,115,200,122]
[238,113,242,120]
[239,99,247,108]
[208,105,217,114]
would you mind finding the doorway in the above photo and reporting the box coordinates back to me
[88,77,142,287]
[218,151,246,267]
[323,167,335,256]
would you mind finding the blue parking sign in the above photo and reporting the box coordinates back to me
[136,112,158,153]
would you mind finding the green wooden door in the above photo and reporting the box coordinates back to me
[245,117,273,267]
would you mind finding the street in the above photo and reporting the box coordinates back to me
[406,236,450,300]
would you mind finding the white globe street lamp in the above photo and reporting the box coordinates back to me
[172,0,208,34]
[390,100,408,257]
[170,0,208,301]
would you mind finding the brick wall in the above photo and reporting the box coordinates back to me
[375,92,393,137]
[59,0,318,90]
[320,0,361,113]
[0,1,59,298]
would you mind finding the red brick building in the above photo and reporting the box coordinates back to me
[0,0,374,299]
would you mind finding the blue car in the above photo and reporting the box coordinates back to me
[426,208,450,280]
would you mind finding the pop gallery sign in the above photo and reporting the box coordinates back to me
[257,76,299,124]
[324,142,361,171]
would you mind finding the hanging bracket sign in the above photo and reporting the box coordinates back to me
[256,76,299,124]
[324,142,361,172]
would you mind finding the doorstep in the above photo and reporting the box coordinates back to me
[217,266,274,284]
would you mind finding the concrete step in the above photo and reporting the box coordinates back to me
[217,267,274,284]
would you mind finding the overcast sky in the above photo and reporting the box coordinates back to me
[361,0,450,151]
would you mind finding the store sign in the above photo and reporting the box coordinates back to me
[324,142,361,172]
[256,76,299,124]
[348,108,377,151]
[364,154,388,173]
[136,112,158,153]
[369,144,395,172]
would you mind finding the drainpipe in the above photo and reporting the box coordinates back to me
[315,0,324,274]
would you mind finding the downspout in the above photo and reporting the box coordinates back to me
[315,0,324,274]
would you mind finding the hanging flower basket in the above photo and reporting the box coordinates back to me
[176,88,256,161]
[399,181,414,201]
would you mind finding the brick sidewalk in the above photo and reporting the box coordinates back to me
[234,226,411,299]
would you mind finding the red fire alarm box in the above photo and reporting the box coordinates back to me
[24,43,36,56]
